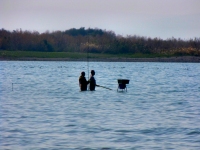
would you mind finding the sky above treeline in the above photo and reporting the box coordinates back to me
[1,0,200,39]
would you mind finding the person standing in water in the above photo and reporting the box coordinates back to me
[79,71,89,91]
[89,70,96,91]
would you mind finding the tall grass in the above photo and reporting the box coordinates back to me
[0,50,195,59]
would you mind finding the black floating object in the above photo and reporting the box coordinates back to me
[117,79,129,92]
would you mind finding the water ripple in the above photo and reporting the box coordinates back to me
[1,61,200,149]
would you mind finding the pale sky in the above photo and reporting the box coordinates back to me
[1,0,200,39]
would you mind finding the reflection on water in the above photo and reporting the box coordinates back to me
[1,61,200,149]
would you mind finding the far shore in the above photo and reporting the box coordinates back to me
[0,56,200,62]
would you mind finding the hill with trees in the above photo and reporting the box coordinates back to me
[0,27,200,56]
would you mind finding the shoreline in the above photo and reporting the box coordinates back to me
[0,56,200,63]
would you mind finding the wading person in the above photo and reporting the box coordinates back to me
[79,71,88,91]
[89,70,96,91]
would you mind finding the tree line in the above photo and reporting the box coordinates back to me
[0,27,200,56]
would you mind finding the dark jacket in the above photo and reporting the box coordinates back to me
[89,76,96,91]
[79,76,88,91]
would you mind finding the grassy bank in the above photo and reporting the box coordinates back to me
[0,50,174,59]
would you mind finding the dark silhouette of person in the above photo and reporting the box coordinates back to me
[79,71,88,91]
[89,70,96,91]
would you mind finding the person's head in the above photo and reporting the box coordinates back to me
[81,71,85,76]
[91,70,95,76]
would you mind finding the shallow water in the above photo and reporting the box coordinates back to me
[1,61,200,149]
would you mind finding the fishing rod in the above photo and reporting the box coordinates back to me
[87,35,89,80]
[96,84,112,90]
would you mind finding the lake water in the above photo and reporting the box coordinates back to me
[1,61,200,149]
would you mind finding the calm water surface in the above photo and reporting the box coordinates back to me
[1,61,200,149]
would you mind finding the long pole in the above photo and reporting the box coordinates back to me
[96,85,112,90]
[87,35,89,80]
